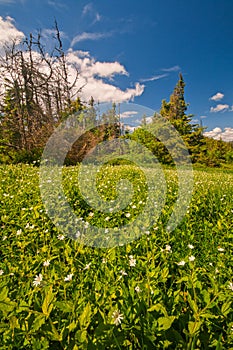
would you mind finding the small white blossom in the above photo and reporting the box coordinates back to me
[43,260,50,267]
[129,256,136,267]
[102,258,107,264]
[57,234,65,240]
[189,255,195,262]
[33,274,43,287]
[177,260,186,266]
[2,236,7,241]
[135,286,141,293]
[125,213,131,218]
[16,229,22,236]
[84,263,91,270]
[228,282,233,291]
[188,244,194,249]
[165,244,172,252]
[112,310,124,326]
[0,269,4,275]
[218,247,224,252]
[120,269,127,276]
[64,273,73,282]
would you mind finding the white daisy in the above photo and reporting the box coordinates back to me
[135,286,141,293]
[43,260,50,267]
[64,273,73,282]
[57,234,65,240]
[129,256,136,267]
[218,247,224,252]
[188,244,194,249]
[189,255,195,262]
[177,260,186,266]
[33,273,43,286]
[112,310,124,326]
[0,269,4,275]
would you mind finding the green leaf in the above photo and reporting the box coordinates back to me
[42,286,54,318]
[158,316,176,331]
[221,301,232,316]
[79,302,91,328]
[188,321,202,335]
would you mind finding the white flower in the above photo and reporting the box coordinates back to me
[165,244,172,252]
[16,229,22,236]
[112,310,124,326]
[0,269,4,275]
[89,212,94,217]
[189,255,195,262]
[228,282,233,291]
[129,256,136,267]
[135,286,141,293]
[120,269,127,276]
[188,244,194,249]
[102,258,107,264]
[177,260,186,266]
[2,235,7,241]
[57,234,65,240]
[64,273,73,282]
[43,260,50,267]
[125,213,131,218]
[84,263,91,270]
[33,274,43,286]
[218,247,224,252]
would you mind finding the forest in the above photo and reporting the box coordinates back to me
[0,25,232,167]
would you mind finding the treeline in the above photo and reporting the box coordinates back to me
[0,25,232,167]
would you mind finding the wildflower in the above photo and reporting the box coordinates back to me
[112,310,124,326]
[102,258,107,264]
[177,260,186,266]
[125,213,131,218]
[2,235,7,241]
[43,260,50,267]
[228,282,233,291]
[84,263,91,270]
[189,255,195,262]
[33,274,43,287]
[120,269,127,276]
[0,269,4,275]
[188,244,194,249]
[218,247,224,252]
[129,255,136,267]
[135,286,141,293]
[64,273,73,282]
[16,229,22,236]
[165,244,172,252]
[89,212,94,217]
[57,234,65,240]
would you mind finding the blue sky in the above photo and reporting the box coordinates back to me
[0,0,232,140]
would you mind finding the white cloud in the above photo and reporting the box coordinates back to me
[71,32,112,46]
[120,111,138,118]
[210,92,224,101]
[66,50,145,103]
[204,127,233,142]
[0,16,24,50]
[162,65,180,72]
[210,104,229,113]
[82,2,93,16]
[200,115,207,119]
[140,74,168,83]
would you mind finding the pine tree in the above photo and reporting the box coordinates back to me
[159,73,205,162]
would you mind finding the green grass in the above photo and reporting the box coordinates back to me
[0,164,232,349]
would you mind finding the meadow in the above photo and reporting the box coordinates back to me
[0,164,232,349]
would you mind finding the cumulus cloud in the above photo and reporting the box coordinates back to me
[210,104,229,113]
[0,16,24,50]
[140,74,168,83]
[66,50,144,103]
[204,127,233,142]
[210,92,224,101]
[71,32,112,46]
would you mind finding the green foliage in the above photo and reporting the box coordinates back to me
[0,164,232,348]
